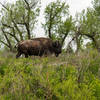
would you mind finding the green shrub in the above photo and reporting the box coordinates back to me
[0,50,100,99]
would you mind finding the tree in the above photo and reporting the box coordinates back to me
[68,0,100,52]
[43,0,74,48]
[68,7,100,52]
[0,0,40,51]
[78,9,99,49]
[57,16,75,47]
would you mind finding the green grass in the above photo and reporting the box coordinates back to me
[0,50,100,100]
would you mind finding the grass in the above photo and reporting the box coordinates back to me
[0,49,100,100]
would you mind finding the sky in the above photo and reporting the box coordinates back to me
[0,0,92,37]
[67,0,92,16]
[36,0,92,37]
[40,0,92,17]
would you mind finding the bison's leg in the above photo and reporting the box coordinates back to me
[16,52,21,58]
[39,51,44,57]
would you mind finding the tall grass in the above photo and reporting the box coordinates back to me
[0,50,100,100]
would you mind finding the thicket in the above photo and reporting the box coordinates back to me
[0,50,100,100]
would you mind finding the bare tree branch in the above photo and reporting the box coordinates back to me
[23,0,31,39]
[0,40,9,48]
[23,0,38,9]
[68,27,81,47]
[30,1,37,8]
[1,28,13,50]
[0,2,9,11]
[12,20,23,40]
[2,23,20,42]
[5,31,19,42]
[48,7,53,38]
[23,0,30,9]
[2,23,13,29]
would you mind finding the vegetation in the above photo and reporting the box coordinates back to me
[42,0,74,48]
[0,0,40,51]
[0,0,100,99]
[0,0,100,52]
[0,50,100,99]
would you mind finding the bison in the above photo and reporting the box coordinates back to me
[16,37,62,58]
[33,37,62,56]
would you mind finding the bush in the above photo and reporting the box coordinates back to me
[0,50,100,99]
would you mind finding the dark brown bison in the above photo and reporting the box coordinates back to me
[16,37,62,58]
[33,37,62,57]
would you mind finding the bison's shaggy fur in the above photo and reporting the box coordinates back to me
[16,37,62,58]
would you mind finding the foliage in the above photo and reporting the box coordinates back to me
[0,50,100,99]
[73,0,100,51]
[75,9,99,49]
[0,0,40,51]
[42,0,74,48]
[0,0,100,99]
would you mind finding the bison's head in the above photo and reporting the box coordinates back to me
[52,41,62,57]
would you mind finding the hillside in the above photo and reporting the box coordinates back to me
[0,50,100,100]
